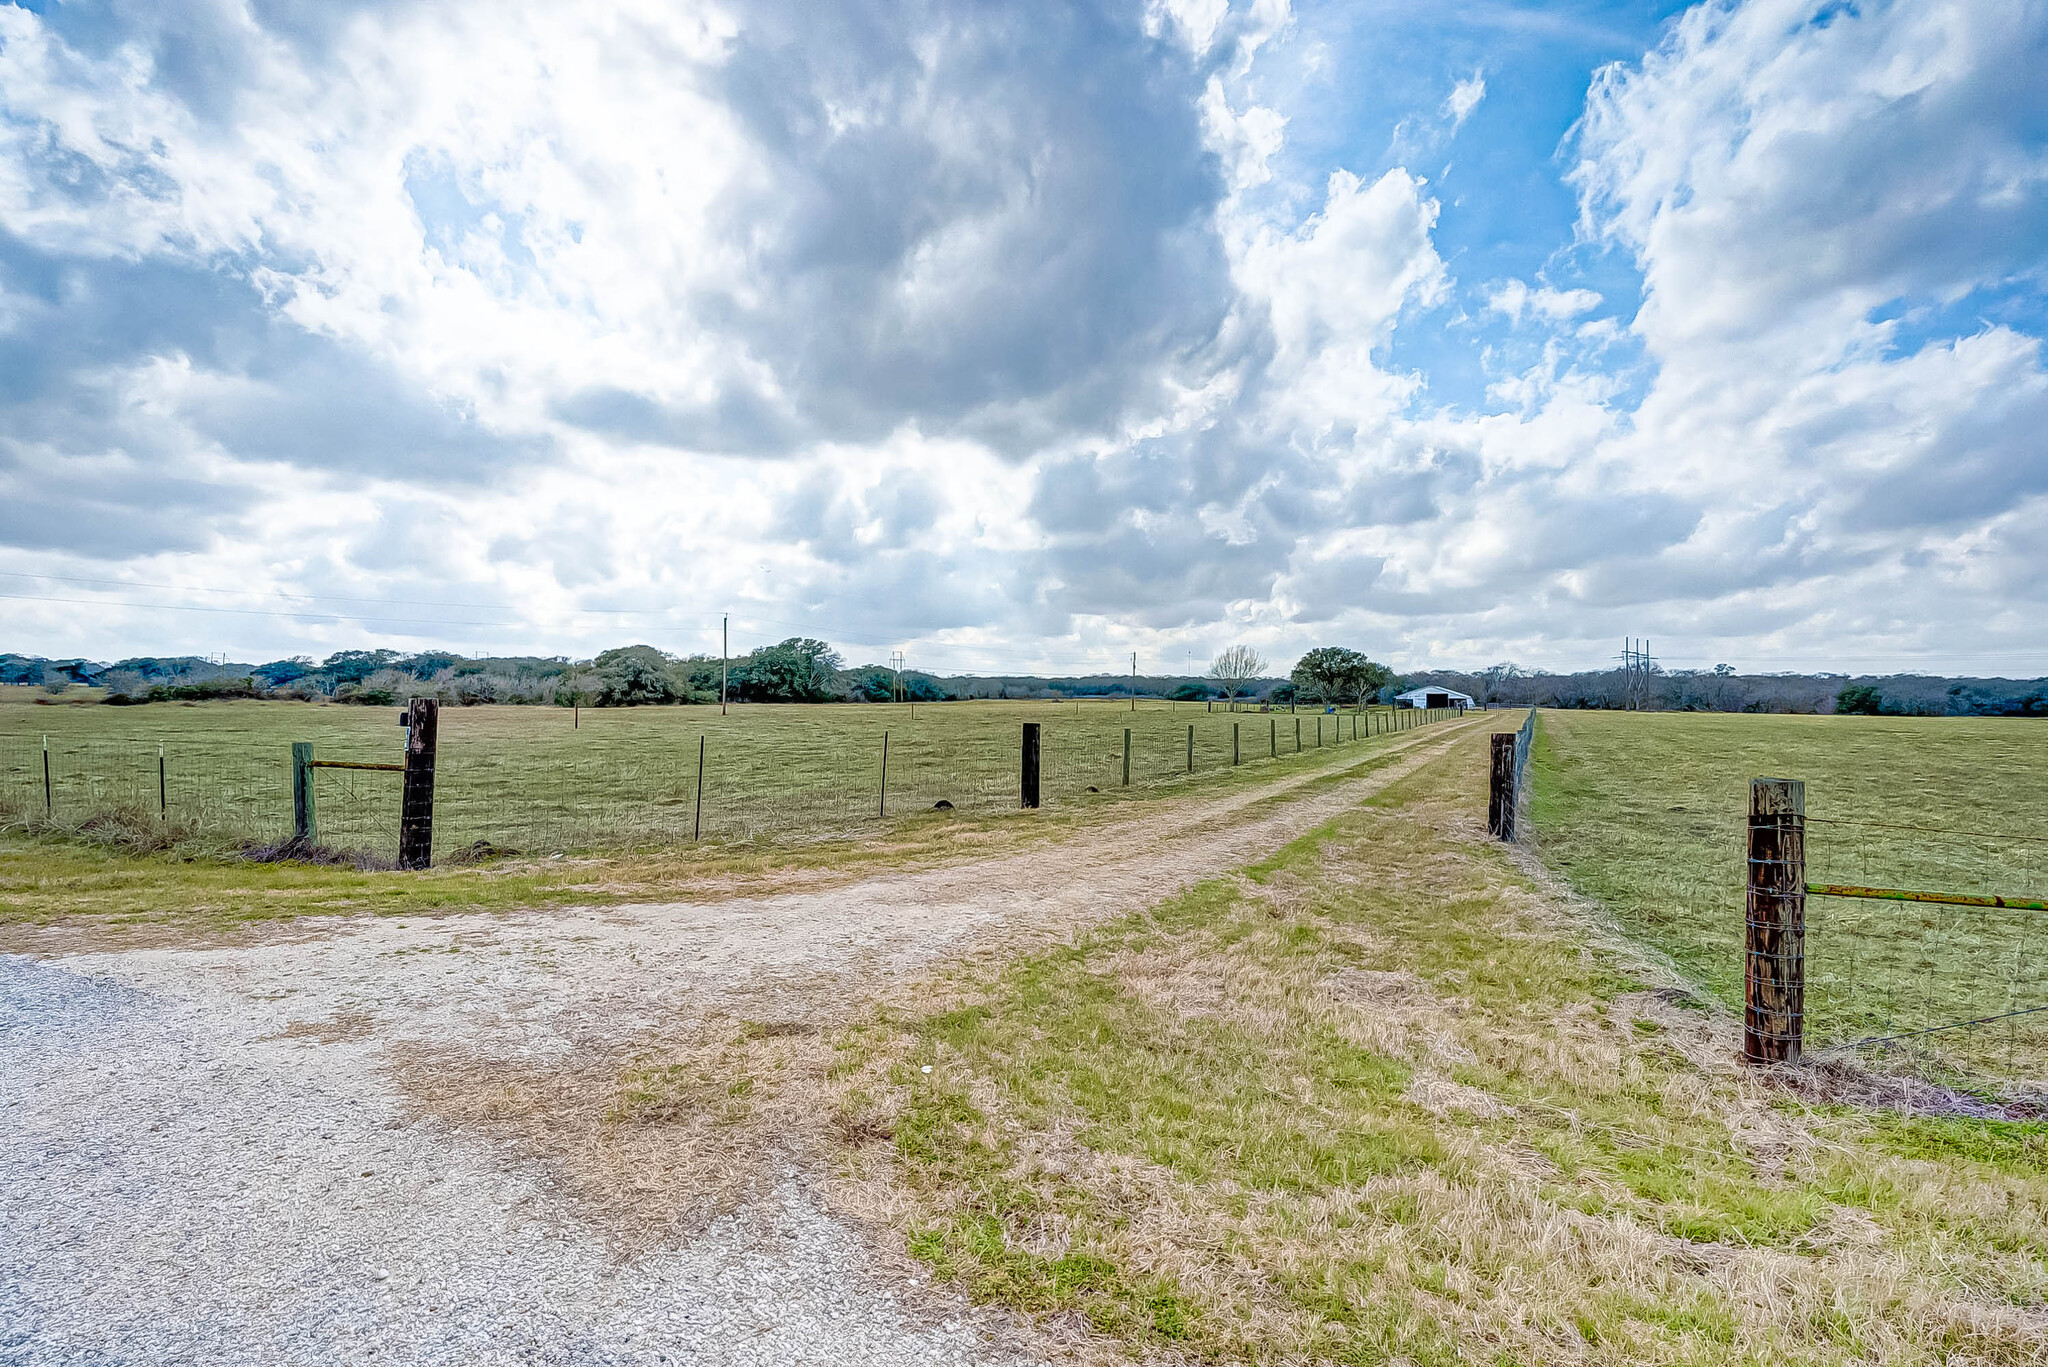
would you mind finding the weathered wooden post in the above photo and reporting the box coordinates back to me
[1122,727,1131,786]
[398,699,438,870]
[1232,722,1240,766]
[1021,722,1041,809]
[1185,724,1193,773]
[1488,734,1514,839]
[292,741,317,844]
[1744,778,1806,1065]
[1295,718,1301,753]
[1270,718,1277,758]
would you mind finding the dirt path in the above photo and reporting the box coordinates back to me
[0,719,1483,1366]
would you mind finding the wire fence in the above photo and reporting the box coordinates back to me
[0,702,1465,861]
[1799,814,2048,1087]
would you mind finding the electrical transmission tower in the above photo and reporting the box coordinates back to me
[1616,637,1658,710]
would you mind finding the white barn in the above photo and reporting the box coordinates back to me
[1394,686,1474,710]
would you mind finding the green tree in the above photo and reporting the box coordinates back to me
[1834,684,1882,715]
[590,645,683,706]
[731,637,843,702]
[1291,646,1392,706]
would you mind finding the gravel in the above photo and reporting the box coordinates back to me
[1,723,1471,1364]
[1,955,1037,1365]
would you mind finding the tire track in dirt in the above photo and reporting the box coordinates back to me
[1,717,1488,1366]
[54,716,1485,1056]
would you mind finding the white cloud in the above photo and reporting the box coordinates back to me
[1486,279,1602,324]
[1565,0,2048,666]
[1443,71,1485,131]
[1,0,2045,679]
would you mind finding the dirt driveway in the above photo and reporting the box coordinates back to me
[1,720,1479,1366]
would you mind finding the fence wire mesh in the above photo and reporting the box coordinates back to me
[1,701,1462,864]
[1803,816,2048,1086]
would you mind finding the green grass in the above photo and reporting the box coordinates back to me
[1528,710,2048,1082]
[1,688,1430,857]
[0,687,1457,930]
[837,722,2048,1364]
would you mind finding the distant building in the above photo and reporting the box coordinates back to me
[1395,686,1473,710]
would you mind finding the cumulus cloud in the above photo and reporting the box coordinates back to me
[0,0,2043,677]
[1566,0,2048,662]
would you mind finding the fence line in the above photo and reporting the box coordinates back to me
[1,702,1469,861]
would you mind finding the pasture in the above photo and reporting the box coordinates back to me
[0,690,1430,857]
[1529,709,2048,1085]
[0,689,1453,932]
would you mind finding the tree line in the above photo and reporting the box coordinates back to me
[14,646,2037,716]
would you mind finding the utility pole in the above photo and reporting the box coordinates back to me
[892,650,905,705]
[1130,651,1137,712]
[721,614,729,715]
[1616,637,1657,711]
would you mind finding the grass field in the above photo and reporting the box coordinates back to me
[1528,710,2048,1086]
[0,687,1456,929]
[617,719,2048,1365]
[0,688,1439,858]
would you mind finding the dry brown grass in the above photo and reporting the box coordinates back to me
[364,716,2045,1363]
[814,728,2048,1364]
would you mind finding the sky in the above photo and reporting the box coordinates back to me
[2,0,2045,678]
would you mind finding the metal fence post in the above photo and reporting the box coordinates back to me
[1021,722,1041,809]
[693,735,705,841]
[1744,777,1806,1065]
[292,741,317,844]
[398,699,439,870]
[878,730,889,818]
[42,735,52,814]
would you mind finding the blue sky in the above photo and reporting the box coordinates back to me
[1,0,2044,676]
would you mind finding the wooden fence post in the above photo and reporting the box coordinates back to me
[1233,722,1240,766]
[1295,718,1301,753]
[1488,734,1514,839]
[1122,727,1131,786]
[1744,777,1806,1065]
[1270,718,1276,758]
[158,742,167,820]
[1021,722,1041,809]
[292,741,316,844]
[1186,724,1194,773]
[398,699,438,870]
[878,730,890,817]
[693,735,705,841]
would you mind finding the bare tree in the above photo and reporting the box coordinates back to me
[1206,644,1268,709]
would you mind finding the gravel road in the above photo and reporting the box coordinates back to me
[1,723,1473,1365]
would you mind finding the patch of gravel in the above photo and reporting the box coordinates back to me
[1,723,1477,1365]
[1,956,1034,1366]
